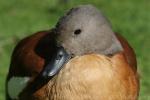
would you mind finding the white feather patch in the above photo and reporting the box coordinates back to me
[7,77,30,99]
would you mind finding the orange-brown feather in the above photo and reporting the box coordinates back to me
[115,33,137,72]
[7,32,139,100]
[26,54,139,100]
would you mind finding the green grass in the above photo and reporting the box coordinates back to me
[0,0,149,99]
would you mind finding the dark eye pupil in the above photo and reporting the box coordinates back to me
[74,29,81,35]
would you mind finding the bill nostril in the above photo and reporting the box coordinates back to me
[57,53,63,60]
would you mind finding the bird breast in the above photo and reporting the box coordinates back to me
[44,54,139,100]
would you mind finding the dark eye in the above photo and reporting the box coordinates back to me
[74,29,81,35]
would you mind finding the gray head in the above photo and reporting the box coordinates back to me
[55,5,123,56]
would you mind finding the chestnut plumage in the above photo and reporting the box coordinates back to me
[6,4,139,100]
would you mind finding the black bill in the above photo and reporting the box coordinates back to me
[41,46,71,78]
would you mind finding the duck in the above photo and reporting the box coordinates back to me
[6,5,139,100]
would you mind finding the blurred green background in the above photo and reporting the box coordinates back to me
[0,0,149,99]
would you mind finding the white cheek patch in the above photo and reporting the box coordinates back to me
[7,77,30,99]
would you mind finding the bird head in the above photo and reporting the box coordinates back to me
[55,5,123,56]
